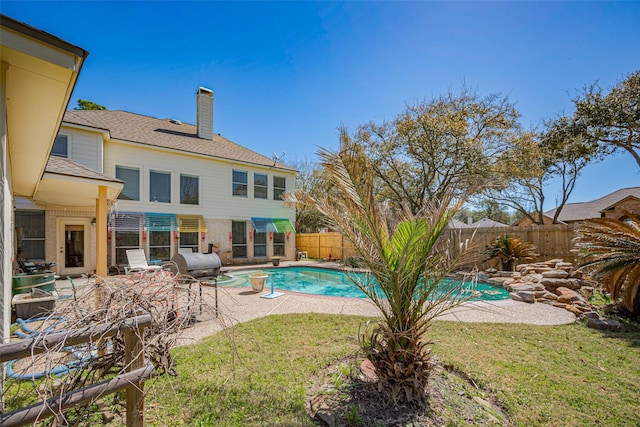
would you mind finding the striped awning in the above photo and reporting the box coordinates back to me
[177,215,207,232]
[144,213,177,231]
[109,212,143,232]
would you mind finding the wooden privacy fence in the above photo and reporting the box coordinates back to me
[0,315,153,427]
[296,224,581,269]
[446,224,581,270]
[295,232,356,260]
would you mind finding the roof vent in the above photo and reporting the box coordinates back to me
[197,87,214,140]
[169,119,182,125]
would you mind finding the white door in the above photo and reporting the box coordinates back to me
[57,218,92,276]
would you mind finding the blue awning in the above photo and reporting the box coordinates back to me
[251,217,277,233]
[144,213,177,231]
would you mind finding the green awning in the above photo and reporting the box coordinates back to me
[272,218,295,233]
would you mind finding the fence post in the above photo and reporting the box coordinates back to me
[124,325,145,427]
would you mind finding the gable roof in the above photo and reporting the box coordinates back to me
[45,155,123,183]
[471,218,509,228]
[545,187,640,222]
[33,156,123,207]
[448,218,471,228]
[63,110,296,172]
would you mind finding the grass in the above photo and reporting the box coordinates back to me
[143,314,640,426]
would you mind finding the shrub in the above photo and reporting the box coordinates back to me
[483,234,538,271]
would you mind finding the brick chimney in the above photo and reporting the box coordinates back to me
[197,87,214,140]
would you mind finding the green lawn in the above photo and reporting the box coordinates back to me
[145,314,640,426]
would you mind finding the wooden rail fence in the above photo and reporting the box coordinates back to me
[0,314,153,427]
[296,224,581,269]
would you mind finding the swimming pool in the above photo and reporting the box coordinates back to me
[221,267,509,301]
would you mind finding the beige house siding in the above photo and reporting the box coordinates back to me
[56,129,102,172]
[58,124,297,266]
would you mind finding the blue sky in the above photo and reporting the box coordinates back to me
[3,1,639,207]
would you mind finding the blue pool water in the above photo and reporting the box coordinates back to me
[223,267,509,300]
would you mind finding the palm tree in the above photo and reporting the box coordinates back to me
[483,234,538,271]
[574,214,640,315]
[285,141,475,405]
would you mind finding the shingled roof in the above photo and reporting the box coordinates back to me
[63,110,295,171]
[46,155,123,183]
[545,187,640,222]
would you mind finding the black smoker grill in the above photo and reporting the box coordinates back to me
[171,252,222,279]
[171,252,222,317]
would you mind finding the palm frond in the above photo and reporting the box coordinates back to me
[574,213,640,313]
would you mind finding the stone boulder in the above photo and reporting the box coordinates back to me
[541,269,569,279]
[586,318,623,331]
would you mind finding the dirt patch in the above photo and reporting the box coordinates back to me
[306,356,509,426]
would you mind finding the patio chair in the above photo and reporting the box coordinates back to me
[125,249,163,274]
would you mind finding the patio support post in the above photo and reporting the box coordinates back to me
[96,185,107,277]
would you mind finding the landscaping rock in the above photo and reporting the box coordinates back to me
[542,278,574,291]
[542,269,569,279]
[586,318,623,331]
[556,262,574,271]
[482,259,594,318]
[582,311,599,319]
[565,304,583,316]
[514,291,536,303]
[510,283,545,293]
[523,273,543,283]
[487,277,514,288]
[569,270,584,279]
[580,286,595,299]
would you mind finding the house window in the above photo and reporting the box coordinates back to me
[180,174,199,205]
[232,170,248,197]
[273,232,285,257]
[232,221,247,258]
[254,173,268,199]
[254,232,267,257]
[116,166,140,201]
[149,231,171,262]
[179,232,199,253]
[15,210,45,260]
[115,231,140,265]
[273,176,286,200]
[51,135,68,158]
[150,170,171,203]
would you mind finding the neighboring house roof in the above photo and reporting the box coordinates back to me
[545,187,640,222]
[471,218,509,228]
[448,218,471,228]
[63,110,296,172]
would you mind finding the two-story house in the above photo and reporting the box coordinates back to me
[15,87,297,276]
